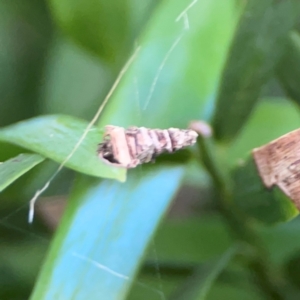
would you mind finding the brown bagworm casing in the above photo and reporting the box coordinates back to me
[98,125,198,168]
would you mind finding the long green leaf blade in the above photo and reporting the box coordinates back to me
[99,0,238,129]
[30,165,184,300]
[0,153,44,192]
[0,115,126,181]
[212,0,300,141]
[277,31,300,105]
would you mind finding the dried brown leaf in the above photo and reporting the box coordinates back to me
[253,129,300,209]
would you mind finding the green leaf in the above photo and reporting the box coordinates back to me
[0,115,126,181]
[212,0,300,141]
[227,99,300,166]
[171,247,238,300]
[0,153,44,192]
[259,217,300,264]
[147,216,233,264]
[128,0,161,38]
[206,281,264,300]
[0,0,52,127]
[130,217,300,299]
[48,0,130,62]
[129,216,253,300]
[99,0,238,129]
[277,31,300,105]
[232,157,298,225]
[30,165,184,300]
[40,36,114,119]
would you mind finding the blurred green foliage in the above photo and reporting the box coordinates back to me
[1,0,300,299]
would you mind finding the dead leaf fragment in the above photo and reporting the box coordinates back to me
[253,129,300,209]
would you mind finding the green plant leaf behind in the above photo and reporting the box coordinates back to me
[170,246,238,300]
[232,157,298,225]
[147,216,233,264]
[99,0,238,129]
[227,99,300,166]
[39,35,114,120]
[0,153,44,192]
[0,115,126,181]
[212,0,300,142]
[130,216,264,300]
[277,30,300,105]
[0,0,53,128]
[260,217,300,265]
[48,0,131,63]
[30,165,184,300]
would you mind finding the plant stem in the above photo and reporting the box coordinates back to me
[196,135,284,300]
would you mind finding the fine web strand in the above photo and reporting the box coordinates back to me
[143,33,184,111]
[183,13,190,30]
[73,252,166,299]
[143,0,197,111]
[175,0,198,22]
[134,76,141,120]
[133,2,198,297]
[0,219,49,243]
[151,239,166,300]
[28,46,141,223]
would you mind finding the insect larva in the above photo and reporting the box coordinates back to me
[98,125,198,168]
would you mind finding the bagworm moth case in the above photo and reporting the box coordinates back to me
[98,125,198,168]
